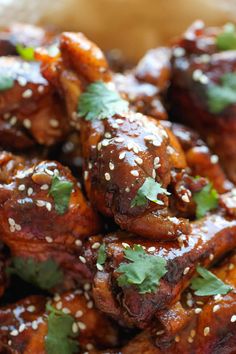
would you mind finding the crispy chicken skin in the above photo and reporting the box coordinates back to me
[170,20,236,183]
[123,252,236,354]
[0,57,70,149]
[0,289,120,353]
[83,205,236,328]
[0,151,101,291]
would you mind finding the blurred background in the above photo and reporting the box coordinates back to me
[0,0,235,61]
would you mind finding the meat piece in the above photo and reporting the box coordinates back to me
[123,252,236,354]
[83,207,236,328]
[0,23,56,57]
[0,151,101,291]
[0,289,120,353]
[170,21,236,183]
[0,57,69,149]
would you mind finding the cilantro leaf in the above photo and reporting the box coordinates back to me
[131,177,170,208]
[193,182,218,219]
[216,23,236,51]
[45,304,78,354]
[190,266,232,296]
[0,74,14,91]
[49,175,73,215]
[207,73,236,113]
[7,257,63,290]
[116,245,167,294]
[78,81,129,121]
[96,244,107,266]
[16,44,35,61]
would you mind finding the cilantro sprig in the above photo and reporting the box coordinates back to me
[190,266,232,296]
[7,257,63,290]
[207,73,236,113]
[45,304,78,354]
[96,244,107,267]
[49,175,73,215]
[78,81,129,121]
[0,74,14,91]
[16,44,35,61]
[116,245,167,294]
[131,177,170,208]
[193,182,218,219]
[216,23,236,51]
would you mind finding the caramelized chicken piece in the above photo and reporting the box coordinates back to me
[0,23,56,57]
[0,151,101,291]
[124,252,236,354]
[0,289,120,353]
[170,21,236,183]
[83,206,236,328]
[0,56,69,150]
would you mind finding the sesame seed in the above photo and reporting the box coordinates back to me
[62,308,71,314]
[190,330,196,338]
[8,218,15,226]
[19,324,26,333]
[229,263,235,270]
[9,116,17,126]
[148,247,156,252]
[75,240,82,247]
[109,162,115,170]
[18,76,27,86]
[183,267,190,275]
[41,184,49,190]
[32,321,38,330]
[49,119,59,128]
[15,224,21,231]
[152,169,156,179]
[209,254,214,261]
[56,301,62,310]
[27,187,33,196]
[23,119,31,129]
[211,155,219,164]
[104,132,112,138]
[18,184,25,191]
[125,187,130,193]
[54,294,61,302]
[27,305,36,312]
[84,171,88,180]
[84,283,91,291]
[87,301,93,309]
[214,294,222,302]
[45,168,54,176]
[96,263,103,271]
[175,336,180,342]
[204,327,210,336]
[115,137,124,143]
[119,151,126,160]
[36,200,45,207]
[173,47,185,57]
[46,202,52,211]
[122,242,130,248]
[187,299,193,307]
[79,256,86,264]
[75,310,83,318]
[231,315,236,322]
[92,242,101,249]
[84,292,90,301]
[156,330,164,336]
[213,304,220,313]
[130,170,139,177]
[77,321,87,330]
[188,337,193,343]
[22,89,33,98]
[10,329,19,336]
[38,85,44,93]
[86,344,94,350]
[46,236,53,243]
[154,157,160,169]
[72,322,79,333]
[182,193,190,203]
[102,139,109,147]
[105,172,111,181]
[97,142,102,150]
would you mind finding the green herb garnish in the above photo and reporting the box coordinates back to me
[96,244,107,267]
[193,182,218,219]
[45,304,78,354]
[207,73,236,113]
[131,177,170,208]
[78,81,129,121]
[7,257,63,290]
[216,23,236,51]
[190,266,232,296]
[16,44,35,61]
[0,74,14,91]
[49,175,73,215]
[116,244,167,294]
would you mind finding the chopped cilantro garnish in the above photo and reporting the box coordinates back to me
[131,177,170,208]
[116,244,167,294]
[16,44,35,61]
[96,244,107,267]
[77,81,129,121]
[193,182,218,219]
[45,304,78,354]
[7,257,63,290]
[0,74,14,91]
[49,175,73,215]
[216,23,236,51]
[190,266,232,296]
[207,73,236,113]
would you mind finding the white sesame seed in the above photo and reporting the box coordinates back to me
[213,304,220,313]
[97,142,102,151]
[23,119,31,129]
[187,299,193,307]
[10,329,19,336]
[102,139,110,147]
[9,116,17,126]
[84,171,88,181]
[229,263,235,270]
[75,310,83,318]
[32,321,38,330]
[182,193,190,203]
[152,169,156,179]
[18,76,27,86]
[204,327,210,336]
[15,224,21,231]
[22,89,33,98]
[46,202,52,211]
[190,330,196,338]
[86,344,94,350]
[19,324,26,333]
[122,242,130,248]
[10,226,15,233]
[130,170,139,177]
[104,132,112,138]
[27,187,33,196]
[173,47,186,57]
[49,119,59,128]
[183,267,190,275]
[77,322,87,330]
[135,157,143,165]
[72,322,79,333]
[56,301,62,310]
[62,308,71,314]
[209,254,214,261]
[175,336,180,342]
[105,172,111,181]
[75,240,82,247]
[148,247,156,252]
[119,151,126,160]
[84,283,91,291]
[195,308,202,314]
[211,155,219,164]
[41,184,49,190]
[38,85,44,93]
[109,162,115,170]
[79,256,86,264]
[115,137,124,143]
[8,218,15,226]
[54,294,61,302]
[36,200,45,207]
[231,315,236,322]
[125,187,130,193]
[27,305,36,313]
[45,168,54,176]
[87,301,93,309]
[96,263,103,271]
[46,236,53,243]
[92,242,101,249]
[156,330,165,336]
[188,337,193,343]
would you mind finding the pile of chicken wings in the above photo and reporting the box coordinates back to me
[0,20,236,353]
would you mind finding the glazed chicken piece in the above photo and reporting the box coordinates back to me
[170,20,236,183]
[123,252,236,354]
[0,289,120,353]
[0,22,56,57]
[82,198,236,328]
[0,56,69,150]
[0,151,101,291]
[39,30,224,241]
